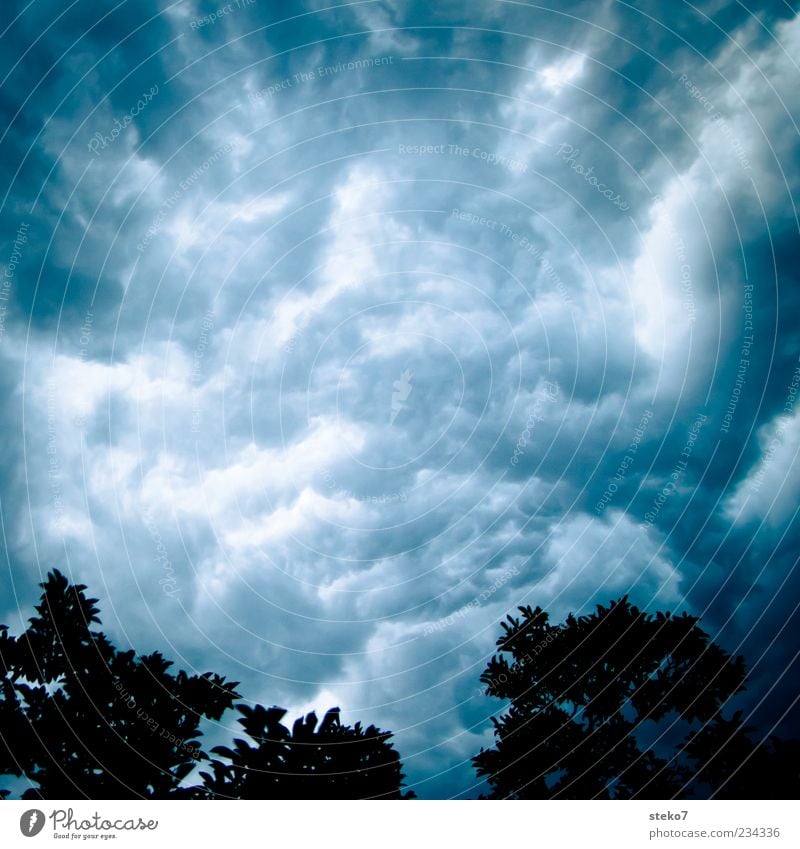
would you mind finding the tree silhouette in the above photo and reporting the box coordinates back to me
[473,597,798,798]
[682,712,800,799]
[1,570,239,798]
[0,570,412,799]
[0,624,31,798]
[199,704,414,799]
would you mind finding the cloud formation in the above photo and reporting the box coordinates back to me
[1,0,799,796]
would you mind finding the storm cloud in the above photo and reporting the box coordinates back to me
[1,0,799,797]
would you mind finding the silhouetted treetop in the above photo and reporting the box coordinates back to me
[201,703,414,799]
[484,598,746,725]
[1,569,413,800]
[1,570,240,799]
[473,597,796,799]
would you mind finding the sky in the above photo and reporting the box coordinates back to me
[1,0,799,798]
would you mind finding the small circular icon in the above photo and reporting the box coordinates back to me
[19,810,45,837]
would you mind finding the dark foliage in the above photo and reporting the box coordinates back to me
[682,712,800,799]
[0,570,412,799]
[1,570,239,798]
[473,597,799,799]
[199,704,414,799]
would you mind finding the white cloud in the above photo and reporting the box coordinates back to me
[725,410,800,527]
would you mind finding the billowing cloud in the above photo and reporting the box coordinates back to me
[1,0,799,796]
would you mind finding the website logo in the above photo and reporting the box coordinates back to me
[19,810,45,837]
[390,368,413,425]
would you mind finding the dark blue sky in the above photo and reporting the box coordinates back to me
[1,0,799,797]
